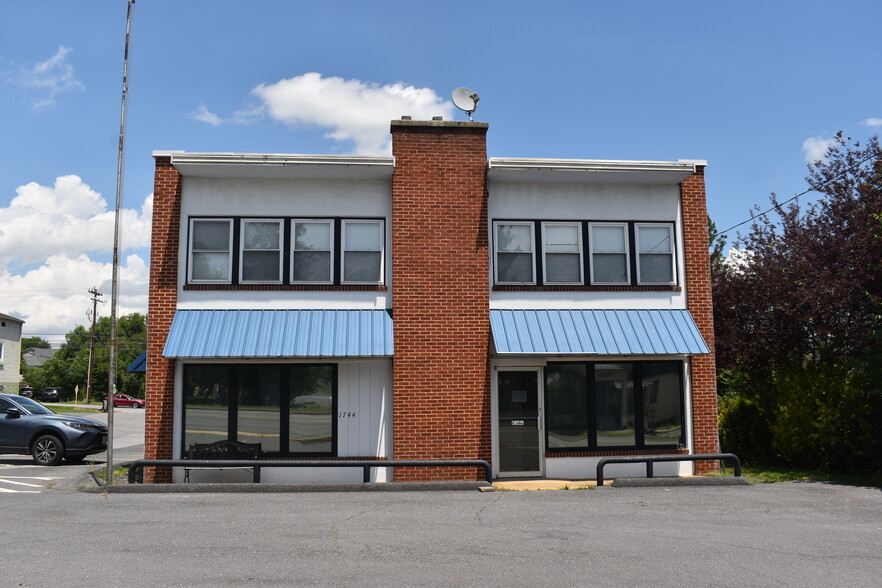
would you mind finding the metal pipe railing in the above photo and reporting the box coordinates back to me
[127,458,492,485]
[596,453,742,486]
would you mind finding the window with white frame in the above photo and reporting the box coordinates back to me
[240,219,283,283]
[494,221,536,284]
[189,219,233,283]
[542,222,583,284]
[636,223,676,284]
[292,220,334,284]
[589,223,630,284]
[341,220,384,284]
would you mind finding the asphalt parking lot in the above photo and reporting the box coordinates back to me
[4,480,881,587]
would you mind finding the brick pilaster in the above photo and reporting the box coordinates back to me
[681,169,720,473]
[390,120,491,481]
[144,157,181,482]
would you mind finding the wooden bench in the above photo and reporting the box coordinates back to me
[183,440,262,483]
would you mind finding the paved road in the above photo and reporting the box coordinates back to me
[0,407,144,492]
[4,481,882,586]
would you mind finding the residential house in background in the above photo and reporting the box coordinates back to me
[22,347,57,369]
[0,313,25,393]
[144,119,717,483]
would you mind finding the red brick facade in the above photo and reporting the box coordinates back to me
[144,127,718,483]
[390,120,491,480]
[680,169,720,473]
[144,157,181,482]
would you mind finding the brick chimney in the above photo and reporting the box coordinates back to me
[390,119,491,480]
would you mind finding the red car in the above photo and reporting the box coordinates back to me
[112,394,146,408]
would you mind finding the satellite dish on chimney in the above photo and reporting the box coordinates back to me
[452,87,480,121]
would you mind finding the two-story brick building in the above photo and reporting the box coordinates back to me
[144,119,717,483]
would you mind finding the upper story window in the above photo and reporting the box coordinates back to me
[292,220,334,284]
[492,219,678,288]
[542,222,583,285]
[636,223,676,284]
[187,216,385,287]
[588,223,630,285]
[342,220,384,284]
[189,219,233,283]
[494,221,535,285]
[240,219,283,284]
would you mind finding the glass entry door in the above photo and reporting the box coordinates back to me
[497,370,542,475]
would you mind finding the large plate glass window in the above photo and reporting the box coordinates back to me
[641,362,682,445]
[544,361,684,451]
[494,221,535,284]
[636,223,675,284]
[542,222,583,284]
[189,219,233,283]
[289,365,334,453]
[292,220,334,284]
[240,219,283,283]
[589,223,630,284]
[545,363,588,449]
[342,220,384,284]
[182,363,337,458]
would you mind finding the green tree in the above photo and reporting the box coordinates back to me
[713,133,882,474]
[37,313,147,401]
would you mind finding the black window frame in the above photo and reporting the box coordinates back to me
[181,362,338,459]
[543,360,685,452]
[491,219,679,288]
[185,216,386,287]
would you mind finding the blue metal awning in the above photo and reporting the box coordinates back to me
[127,351,147,373]
[163,309,394,358]
[490,309,710,355]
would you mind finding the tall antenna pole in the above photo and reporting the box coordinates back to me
[107,0,135,484]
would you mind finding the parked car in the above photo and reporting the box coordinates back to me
[112,394,146,408]
[0,393,107,465]
[18,387,36,398]
[37,387,65,402]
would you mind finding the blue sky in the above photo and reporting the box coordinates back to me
[1,0,880,343]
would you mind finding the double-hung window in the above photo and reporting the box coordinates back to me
[541,222,583,284]
[341,220,384,284]
[494,221,536,284]
[636,223,676,284]
[292,220,334,284]
[589,223,629,285]
[189,219,233,283]
[240,219,283,283]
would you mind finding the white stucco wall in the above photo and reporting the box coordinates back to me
[0,318,23,391]
[488,180,686,310]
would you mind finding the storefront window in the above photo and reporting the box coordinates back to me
[183,365,231,448]
[545,363,588,449]
[544,361,683,451]
[182,363,336,457]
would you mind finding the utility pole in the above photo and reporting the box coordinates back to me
[86,288,103,404]
[107,0,135,484]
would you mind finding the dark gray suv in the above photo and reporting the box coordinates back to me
[0,394,107,465]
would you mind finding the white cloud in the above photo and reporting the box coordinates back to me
[862,118,882,128]
[194,73,454,155]
[0,253,149,346]
[8,46,83,110]
[802,136,835,163]
[0,175,151,266]
[190,103,223,127]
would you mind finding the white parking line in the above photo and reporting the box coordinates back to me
[0,476,62,493]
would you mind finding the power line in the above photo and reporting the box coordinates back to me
[711,152,878,240]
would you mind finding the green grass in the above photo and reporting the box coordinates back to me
[92,465,130,484]
[722,464,882,487]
